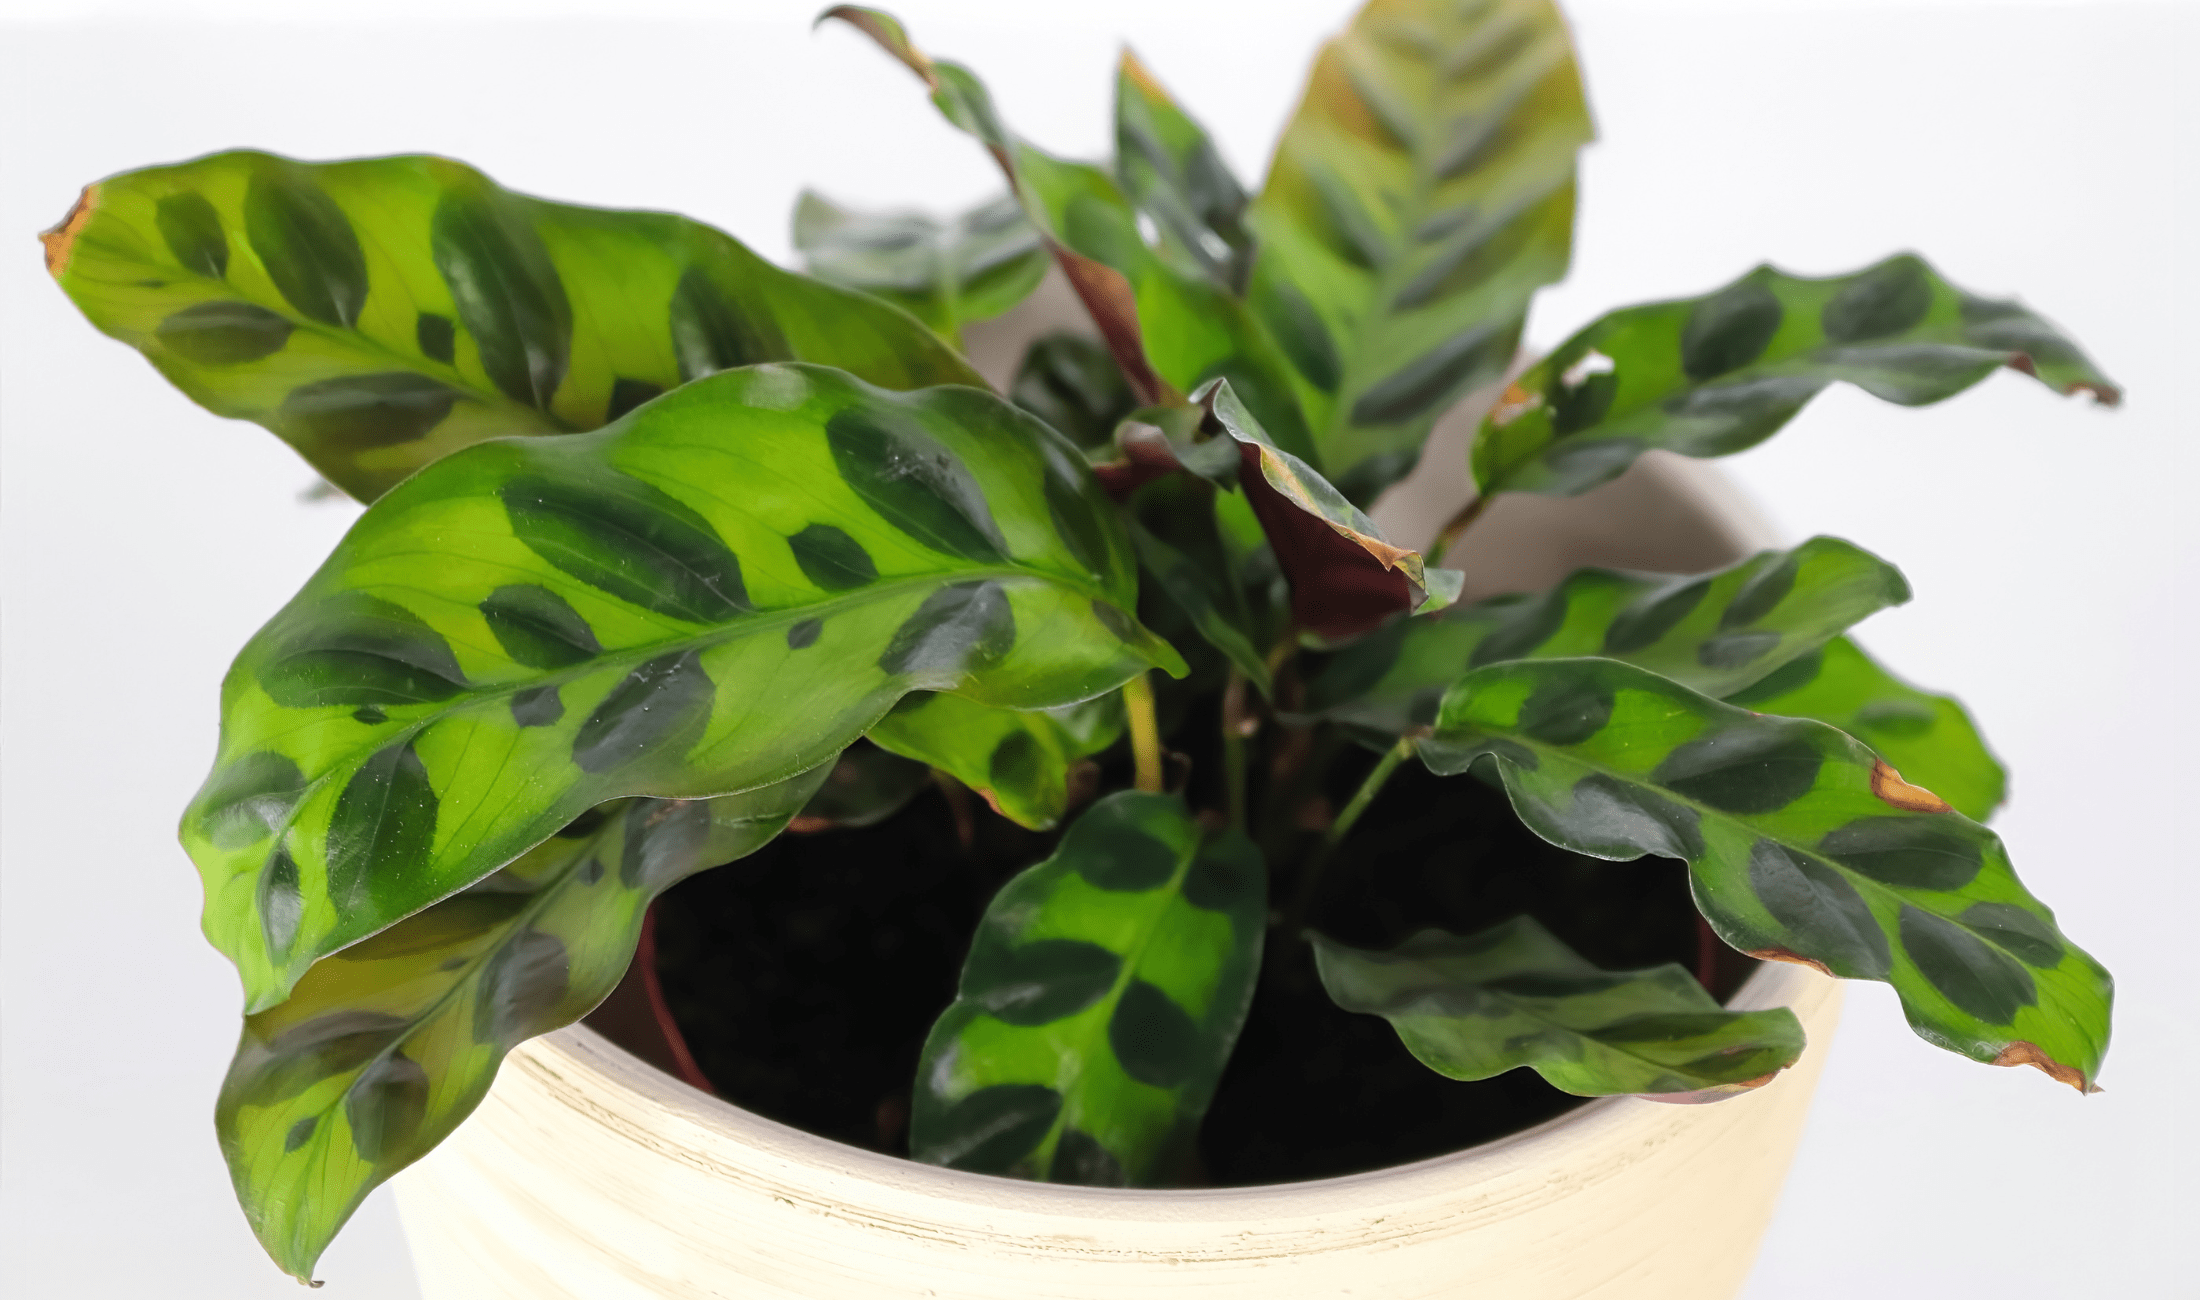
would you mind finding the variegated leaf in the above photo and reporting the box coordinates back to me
[793,189,1047,343]
[1473,253,2120,497]
[827,7,1320,464]
[219,770,825,1283]
[1247,0,1593,502]
[1126,473,1273,694]
[1315,916,1805,1099]
[1306,537,1909,735]
[1727,636,2005,822]
[1420,657,2111,1090]
[42,151,980,502]
[911,792,1265,1184]
[189,363,1181,1010]
[867,691,1121,830]
[1009,332,1138,450]
[1115,49,1254,292]
[787,742,932,831]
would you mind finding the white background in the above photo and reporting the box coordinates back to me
[2,1,2192,1296]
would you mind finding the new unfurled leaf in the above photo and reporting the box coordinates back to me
[793,189,1047,342]
[830,8,1319,462]
[1315,916,1805,1099]
[1420,658,2110,1090]
[1208,381,1461,640]
[1115,49,1254,292]
[188,364,1181,1010]
[1306,537,1910,735]
[1727,636,2005,822]
[1248,0,1593,502]
[1473,253,2120,497]
[43,151,982,502]
[219,771,823,1283]
[911,792,1265,1184]
[867,691,1121,830]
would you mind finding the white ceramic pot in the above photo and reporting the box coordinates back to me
[393,279,1840,1299]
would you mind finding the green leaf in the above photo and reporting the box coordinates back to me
[788,741,933,831]
[1727,636,2005,822]
[1246,0,1593,503]
[1472,253,2121,497]
[43,150,981,502]
[1315,917,1805,1099]
[218,769,824,1283]
[1126,474,1273,694]
[828,8,1320,467]
[187,363,1182,1011]
[1420,657,2111,1090]
[866,690,1121,830]
[1115,49,1255,293]
[792,189,1047,343]
[1306,537,1910,735]
[911,791,1265,1184]
[1009,332,1138,450]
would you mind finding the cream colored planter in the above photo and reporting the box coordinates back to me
[395,277,1837,1297]
[397,963,1837,1300]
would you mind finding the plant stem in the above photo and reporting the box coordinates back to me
[1283,736,1414,935]
[1221,668,1252,829]
[1429,492,1491,565]
[1324,736,1413,851]
[1123,672,1164,794]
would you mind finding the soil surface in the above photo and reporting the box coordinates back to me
[654,720,1754,1185]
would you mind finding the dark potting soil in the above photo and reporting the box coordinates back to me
[653,737,1751,1186]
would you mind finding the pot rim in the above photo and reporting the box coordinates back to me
[522,956,1818,1226]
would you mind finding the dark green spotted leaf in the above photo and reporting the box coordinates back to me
[1010,332,1139,450]
[1315,917,1805,1099]
[1306,537,1909,735]
[219,771,823,1284]
[1472,253,2120,497]
[1420,657,2111,1090]
[788,741,933,831]
[911,791,1265,1184]
[793,189,1046,344]
[867,690,1121,830]
[1126,473,1272,694]
[1727,635,2005,822]
[43,151,980,501]
[186,364,1179,1011]
[830,8,1319,465]
[1247,0,1593,503]
[1115,49,1254,293]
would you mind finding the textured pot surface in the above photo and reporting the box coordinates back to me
[396,279,1834,1296]
[397,963,1838,1299]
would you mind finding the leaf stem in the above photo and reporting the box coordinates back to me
[1325,735,1413,851]
[1124,672,1164,794]
[1283,736,1413,935]
[1429,492,1492,565]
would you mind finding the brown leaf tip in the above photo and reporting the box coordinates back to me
[39,184,97,278]
[1871,760,1952,814]
[1490,382,1541,427]
[1119,47,1173,104]
[1993,1040,2099,1094]
[1746,947,1834,978]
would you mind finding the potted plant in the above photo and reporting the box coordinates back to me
[38,0,2116,1292]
